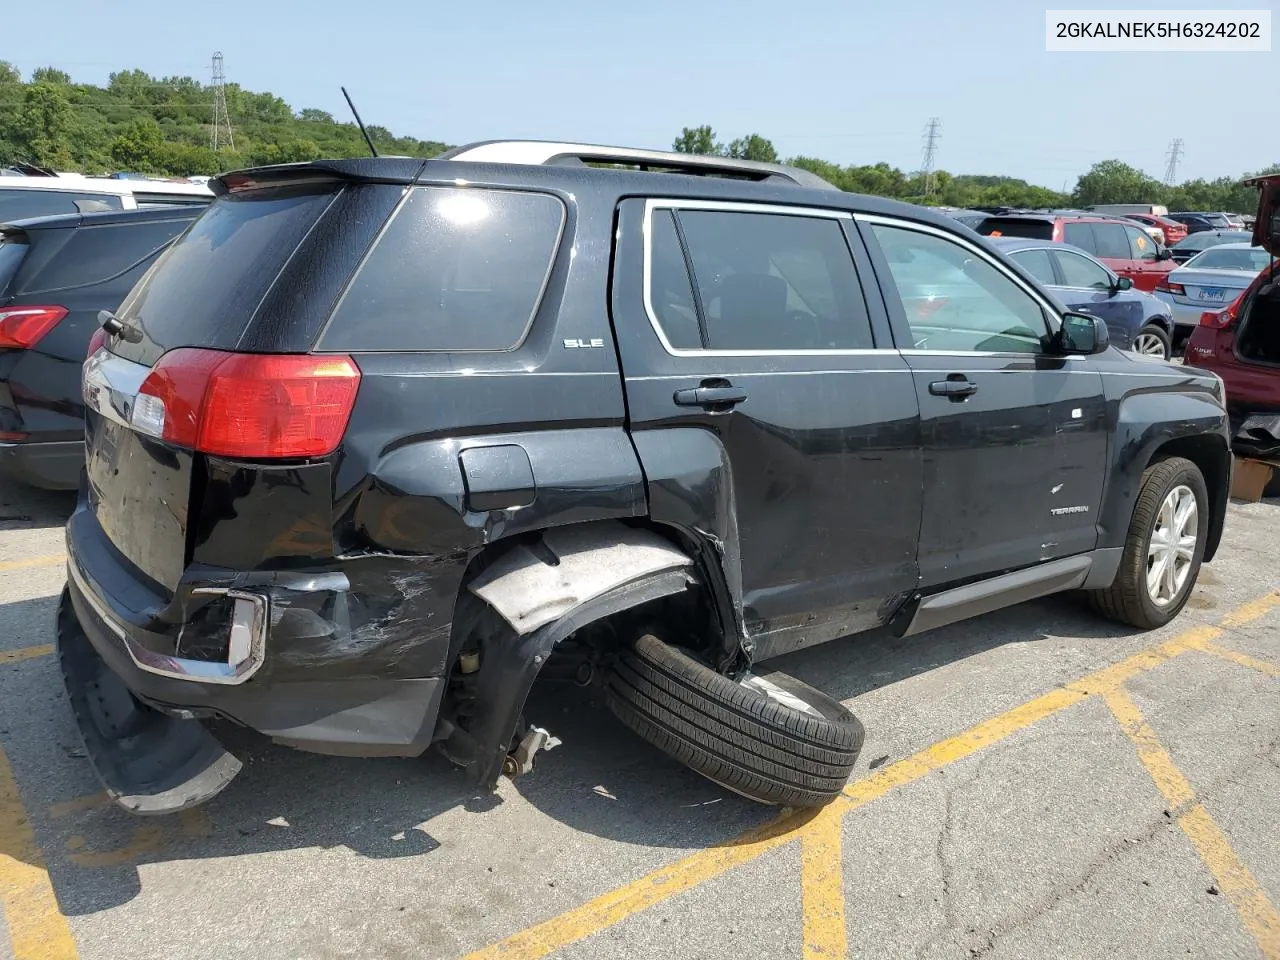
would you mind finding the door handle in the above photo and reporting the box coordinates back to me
[928,378,978,400]
[673,384,748,408]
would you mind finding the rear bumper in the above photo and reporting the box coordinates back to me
[0,440,82,490]
[1153,293,1221,329]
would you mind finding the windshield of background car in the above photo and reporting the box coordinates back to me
[1187,247,1273,272]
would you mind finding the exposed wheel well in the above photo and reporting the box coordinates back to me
[1147,433,1230,561]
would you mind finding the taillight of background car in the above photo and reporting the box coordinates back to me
[129,349,362,459]
[0,305,67,349]
[1155,280,1185,296]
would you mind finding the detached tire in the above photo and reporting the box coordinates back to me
[1087,456,1208,630]
[605,634,864,807]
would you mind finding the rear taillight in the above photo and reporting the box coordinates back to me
[0,306,67,349]
[132,349,361,459]
[1199,300,1239,330]
[1156,280,1185,295]
[86,327,107,357]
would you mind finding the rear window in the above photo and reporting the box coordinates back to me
[318,186,566,352]
[21,218,192,293]
[0,188,123,221]
[0,237,28,295]
[1189,247,1271,272]
[977,217,1053,241]
[114,186,336,356]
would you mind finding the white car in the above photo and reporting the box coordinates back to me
[0,173,211,223]
[1153,242,1272,330]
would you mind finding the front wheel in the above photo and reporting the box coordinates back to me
[1087,456,1208,630]
[1133,323,1171,360]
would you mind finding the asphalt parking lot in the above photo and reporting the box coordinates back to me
[1,479,1278,960]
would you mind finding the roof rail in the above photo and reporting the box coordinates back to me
[436,140,840,191]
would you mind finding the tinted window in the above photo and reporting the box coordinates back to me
[1063,222,1095,253]
[669,208,872,351]
[23,218,192,293]
[870,223,1048,354]
[648,211,701,349]
[115,185,336,356]
[0,238,28,295]
[977,217,1053,241]
[0,189,123,222]
[1009,248,1056,285]
[1055,251,1113,290]
[1124,225,1156,260]
[1091,223,1131,259]
[321,186,565,352]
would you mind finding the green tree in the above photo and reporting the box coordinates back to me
[1072,160,1163,206]
[31,67,70,85]
[11,83,75,168]
[726,134,778,164]
[298,108,333,123]
[0,62,19,84]
[673,125,723,156]
[110,117,166,171]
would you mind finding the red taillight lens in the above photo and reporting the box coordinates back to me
[86,326,107,357]
[134,350,361,459]
[0,306,67,349]
[1156,280,1185,295]
[1199,308,1235,330]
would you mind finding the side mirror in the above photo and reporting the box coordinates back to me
[1114,276,1133,292]
[1155,247,1173,261]
[1053,312,1110,355]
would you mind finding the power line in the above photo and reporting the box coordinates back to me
[920,117,941,197]
[1164,138,1183,186]
[209,52,234,153]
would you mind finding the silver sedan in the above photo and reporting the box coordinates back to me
[1153,242,1273,330]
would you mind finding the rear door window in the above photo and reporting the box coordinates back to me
[0,188,123,221]
[656,207,873,351]
[1091,223,1131,260]
[1063,222,1096,253]
[21,218,192,293]
[113,185,338,360]
[319,186,566,353]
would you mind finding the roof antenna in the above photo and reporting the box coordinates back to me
[341,86,379,157]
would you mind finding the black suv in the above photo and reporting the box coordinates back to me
[0,206,200,488]
[57,142,1232,815]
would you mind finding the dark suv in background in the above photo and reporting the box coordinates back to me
[57,142,1232,817]
[0,206,199,488]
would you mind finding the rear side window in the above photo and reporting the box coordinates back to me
[1092,223,1131,259]
[319,186,566,353]
[0,189,123,221]
[21,218,192,293]
[977,217,1053,241]
[1063,222,1095,252]
[1008,248,1057,285]
[115,186,336,354]
[649,206,873,351]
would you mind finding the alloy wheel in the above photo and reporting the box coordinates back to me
[1134,333,1168,358]
[1147,484,1197,607]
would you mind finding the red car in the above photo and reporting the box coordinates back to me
[1124,213,1189,247]
[1184,174,1279,418]
[977,213,1178,291]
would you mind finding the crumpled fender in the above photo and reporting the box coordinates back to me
[448,521,697,787]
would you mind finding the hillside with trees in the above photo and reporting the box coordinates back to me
[0,65,1271,214]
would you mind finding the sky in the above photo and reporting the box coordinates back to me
[5,0,1277,189]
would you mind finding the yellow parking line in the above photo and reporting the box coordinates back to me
[465,592,1278,960]
[0,646,54,666]
[0,744,78,960]
[0,555,65,573]
[800,805,848,960]
[1189,638,1280,679]
[1103,685,1280,958]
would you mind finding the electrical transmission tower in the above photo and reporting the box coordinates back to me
[921,117,942,198]
[1164,138,1184,186]
[210,52,234,153]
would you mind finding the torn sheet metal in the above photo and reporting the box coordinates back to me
[467,521,692,634]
